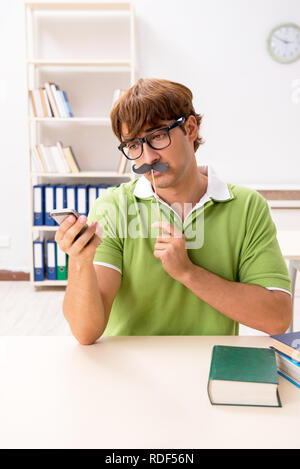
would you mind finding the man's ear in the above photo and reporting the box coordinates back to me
[185,115,199,141]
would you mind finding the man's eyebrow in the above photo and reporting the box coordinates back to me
[123,123,167,141]
[144,123,166,132]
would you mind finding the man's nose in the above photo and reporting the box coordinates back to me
[142,141,160,165]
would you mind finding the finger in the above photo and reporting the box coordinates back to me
[90,224,103,246]
[155,241,169,250]
[94,223,104,241]
[63,215,89,245]
[55,214,77,242]
[153,249,163,260]
[71,221,98,252]
[152,221,182,238]
[156,234,172,243]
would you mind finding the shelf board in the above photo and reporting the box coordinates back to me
[25,2,131,11]
[32,280,67,286]
[268,201,300,209]
[31,171,132,177]
[32,226,59,231]
[29,117,111,124]
[26,59,131,69]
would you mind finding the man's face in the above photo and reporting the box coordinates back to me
[121,116,198,189]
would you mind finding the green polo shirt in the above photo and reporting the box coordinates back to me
[87,173,291,336]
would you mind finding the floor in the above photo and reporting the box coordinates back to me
[0,281,299,336]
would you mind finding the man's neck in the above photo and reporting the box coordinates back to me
[154,164,208,221]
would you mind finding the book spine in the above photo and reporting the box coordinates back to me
[39,88,48,117]
[39,144,57,172]
[35,145,49,172]
[62,90,74,117]
[58,90,68,118]
[68,146,81,172]
[50,146,67,173]
[50,85,65,118]
[33,89,44,117]
[43,89,53,117]
[29,90,37,117]
[31,147,43,172]
[63,146,80,173]
[56,141,71,173]
[44,82,60,118]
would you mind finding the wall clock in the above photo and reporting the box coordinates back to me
[267,23,300,64]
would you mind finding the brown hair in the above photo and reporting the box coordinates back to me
[110,78,204,152]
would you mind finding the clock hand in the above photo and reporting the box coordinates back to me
[274,34,292,44]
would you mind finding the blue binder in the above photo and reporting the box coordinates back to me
[46,240,57,280]
[45,185,56,226]
[97,185,109,197]
[66,185,77,211]
[88,185,98,213]
[33,185,44,226]
[54,185,67,226]
[33,239,45,281]
[77,185,88,216]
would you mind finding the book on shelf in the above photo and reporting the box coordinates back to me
[31,146,44,173]
[31,142,81,174]
[44,82,60,118]
[270,331,300,362]
[29,82,74,118]
[29,90,37,117]
[39,88,49,117]
[274,350,300,388]
[62,146,80,173]
[207,345,281,407]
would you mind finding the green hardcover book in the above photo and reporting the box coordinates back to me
[56,244,68,280]
[207,345,281,407]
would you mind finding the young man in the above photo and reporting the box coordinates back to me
[56,78,292,345]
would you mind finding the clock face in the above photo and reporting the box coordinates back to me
[267,23,300,64]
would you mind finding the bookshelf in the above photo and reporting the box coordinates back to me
[25,0,135,287]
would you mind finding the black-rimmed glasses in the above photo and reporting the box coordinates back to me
[118,116,186,160]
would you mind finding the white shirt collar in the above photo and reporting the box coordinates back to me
[133,165,232,205]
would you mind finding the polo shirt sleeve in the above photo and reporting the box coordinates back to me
[87,190,123,274]
[238,192,291,293]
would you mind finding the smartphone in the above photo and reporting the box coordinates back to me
[49,208,88,241]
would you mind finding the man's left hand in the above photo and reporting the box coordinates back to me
[152,221,193,283]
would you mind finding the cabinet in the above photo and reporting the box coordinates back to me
[25,0,135,286]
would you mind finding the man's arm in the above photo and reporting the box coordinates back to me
[63,260,121,345]
[152,221,292,335]
[180,264,292,335]
[56,215,121,345]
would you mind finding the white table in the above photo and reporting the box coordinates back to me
[0,335,299,449]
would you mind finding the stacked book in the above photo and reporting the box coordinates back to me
[270,331,300,388]
[33,239,68,282]
[31,141,80,174]
[207,345,281,407]
[33,183,114,226]
[29,82,74,118]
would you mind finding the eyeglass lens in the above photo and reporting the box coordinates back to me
[123,129,171,159]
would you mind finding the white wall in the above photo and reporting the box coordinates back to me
[0,0,299,271]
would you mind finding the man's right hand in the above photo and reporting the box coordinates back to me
[55,215,103,264]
